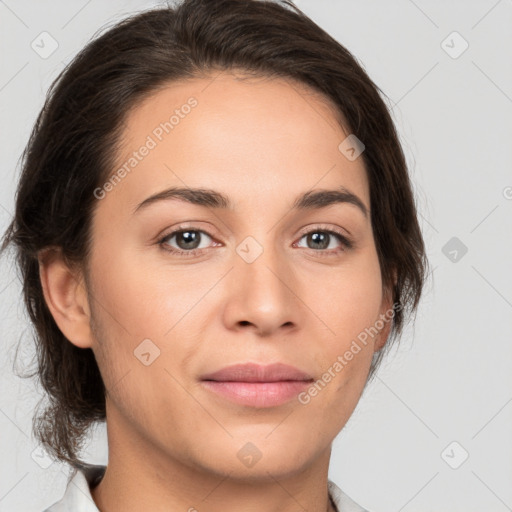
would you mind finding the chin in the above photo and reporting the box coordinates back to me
[193,434,323,481]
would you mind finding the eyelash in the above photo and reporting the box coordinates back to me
[157,224,353,258]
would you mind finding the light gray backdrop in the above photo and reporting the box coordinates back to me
[1,1,511,511]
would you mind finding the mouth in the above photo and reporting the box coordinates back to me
[200,362,314,408]
[201,380,313,408]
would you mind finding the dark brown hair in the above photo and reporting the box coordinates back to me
[1,0,428,467]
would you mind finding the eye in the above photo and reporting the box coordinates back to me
[157,225,353,258]
[158,227,217,257]
[294,228,353,255]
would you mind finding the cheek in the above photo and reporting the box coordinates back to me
[310,250,384,343]
[87,269,183,425]
[88,240,198,341]
[306,250,383,396]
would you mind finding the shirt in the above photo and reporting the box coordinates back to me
[43,463,370,512]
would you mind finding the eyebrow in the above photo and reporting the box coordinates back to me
[133,186,368,218]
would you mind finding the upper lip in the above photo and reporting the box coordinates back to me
[201,363,314,382]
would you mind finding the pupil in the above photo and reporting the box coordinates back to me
[310,232,328,250]
[179,231,200,249]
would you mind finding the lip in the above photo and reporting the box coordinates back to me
[200,363,314,408]
[201,362,313,382]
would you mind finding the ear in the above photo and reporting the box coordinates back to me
[38,248,94,349]
[373,270,397,353]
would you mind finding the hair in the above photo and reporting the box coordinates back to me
[1,0,428,468]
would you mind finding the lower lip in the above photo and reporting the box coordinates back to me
[201,380,312,408]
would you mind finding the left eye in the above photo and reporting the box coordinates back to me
[295,230,350,251]
[160,229,213,252]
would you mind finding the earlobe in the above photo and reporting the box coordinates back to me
[38,248,94,349]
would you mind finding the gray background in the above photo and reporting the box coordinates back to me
[1,1,511,511]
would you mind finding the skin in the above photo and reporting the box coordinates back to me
[40,71,393,512]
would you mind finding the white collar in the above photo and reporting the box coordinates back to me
[44,463,370,512]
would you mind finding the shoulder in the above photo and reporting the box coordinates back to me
[328,479,372,512]
[43,463,106,512]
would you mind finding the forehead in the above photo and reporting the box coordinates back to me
[102,71,369,216]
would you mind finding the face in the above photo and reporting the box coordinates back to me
[79,72,392,479]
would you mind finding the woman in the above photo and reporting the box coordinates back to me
[1,0,427,510]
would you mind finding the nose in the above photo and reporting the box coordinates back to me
[222,239,300,337]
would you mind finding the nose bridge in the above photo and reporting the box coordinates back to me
[237,232,290,300]
[225,231,299,334]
